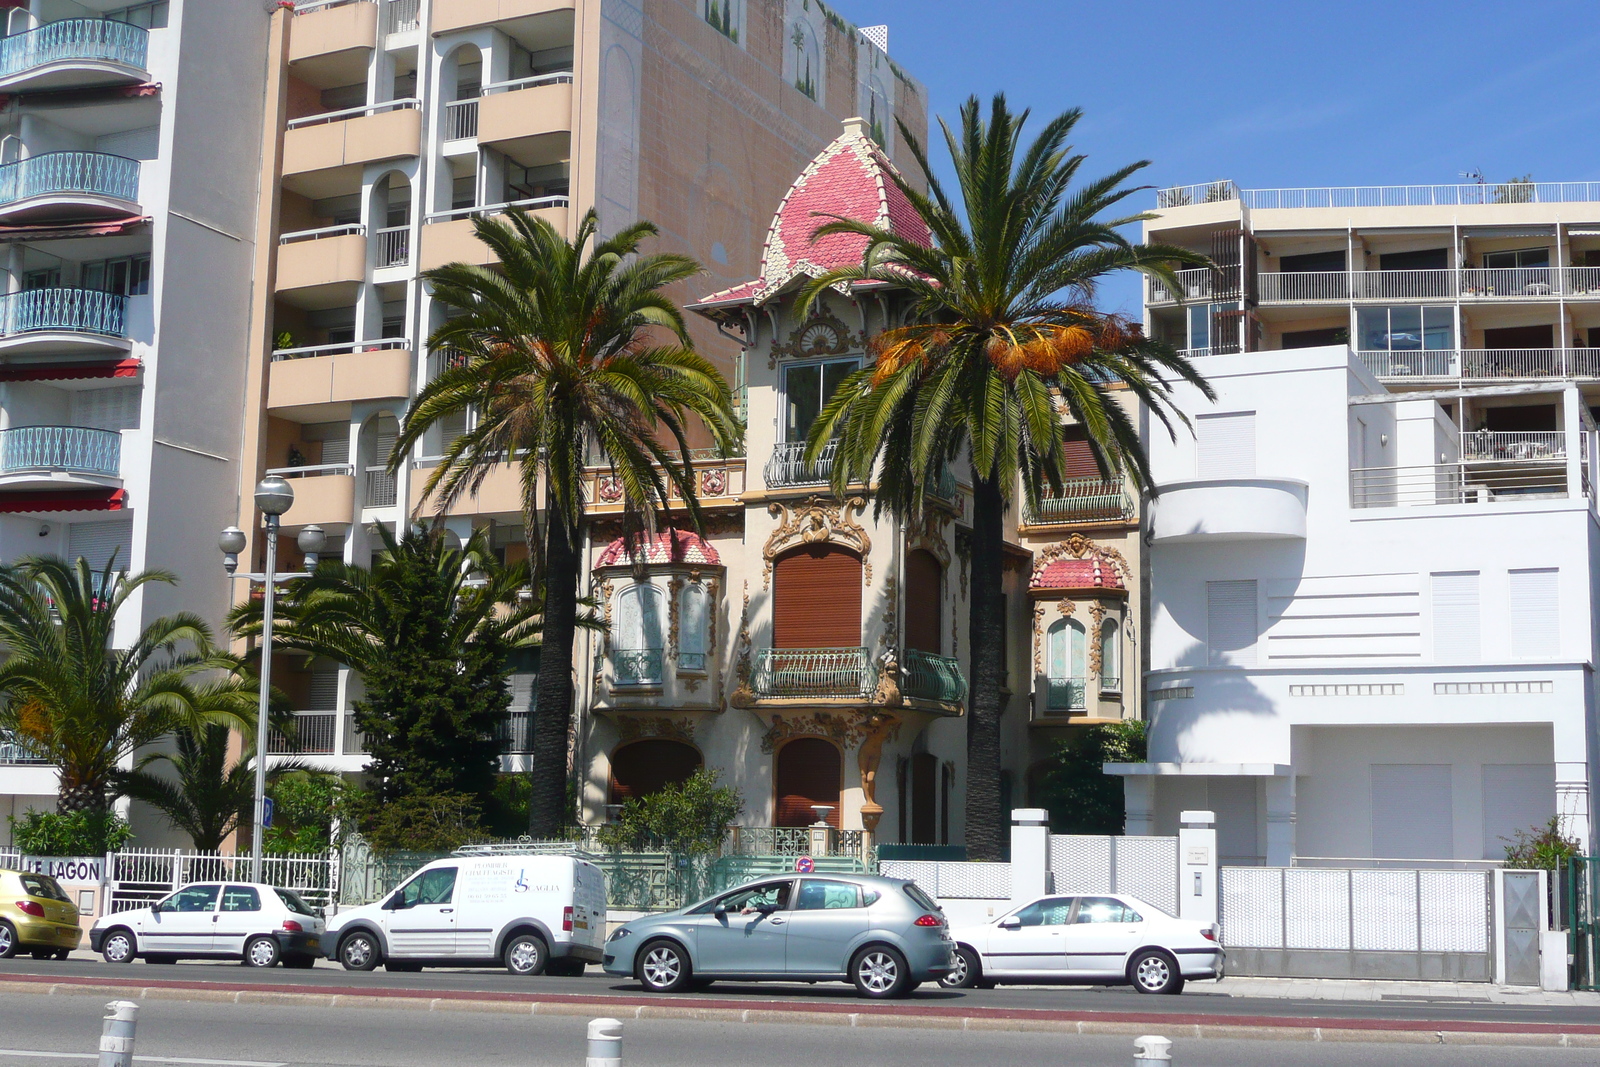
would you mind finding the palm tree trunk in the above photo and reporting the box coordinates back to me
[965,473,1006,860]
[528,507,580,837]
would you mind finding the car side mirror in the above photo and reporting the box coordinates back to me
[998,916,1021,930]
[713,904,728,917]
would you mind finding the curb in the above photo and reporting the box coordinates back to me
[4,977,1599,1048]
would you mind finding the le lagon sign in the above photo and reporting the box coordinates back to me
[15,855,104,885]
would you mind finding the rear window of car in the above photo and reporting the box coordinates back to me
[274,888,316,916]
[901,882,940,913]
[19,874,69,902]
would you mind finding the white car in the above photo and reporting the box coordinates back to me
[91,883,325,968]
[942,893,1221,994]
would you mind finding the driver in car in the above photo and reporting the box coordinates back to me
[737,883,790,915]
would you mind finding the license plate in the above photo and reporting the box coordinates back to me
[305,938,320,948]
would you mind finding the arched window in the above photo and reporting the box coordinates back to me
[609,739,702,803]
[774,737,841,827]
[613,583,667,683]
[1045,617,1086,711]
[1099,619,1120,692]
[678,582,710,671]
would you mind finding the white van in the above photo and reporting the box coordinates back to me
[323,853,607,975]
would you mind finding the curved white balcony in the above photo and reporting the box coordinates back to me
[0,151,140,222]
[1149,477,1308,543]
[0,19,148,93]
[0,288,129,358]
[0,424,121,490]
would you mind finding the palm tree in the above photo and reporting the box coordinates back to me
[798,96,1215,859]
[0,556,258,827]
[393,209,739,836]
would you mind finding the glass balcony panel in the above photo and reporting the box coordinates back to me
[0,425,121,476]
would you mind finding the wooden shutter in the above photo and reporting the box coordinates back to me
[609,740,702,803]
[1509,568,1558,660]
[1431,571,1480,662]
[1061,431,1101,478]
[903,550,942,653]
[772,545,862,648]
[1197,412,1256,478]
[1206,580,1257,667]
[774,738,842,827]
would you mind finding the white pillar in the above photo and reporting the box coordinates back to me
[1562,385,1583,498]
[1178,810,1217,925]
[1009,808,1050,903]
[1123,776,1155,836]
[1265,775,1295,867]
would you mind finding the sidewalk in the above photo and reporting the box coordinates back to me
[1206,975,1600,1006]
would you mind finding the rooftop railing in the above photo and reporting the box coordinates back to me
[0,151,138,207]
[0,18,147,79]
[1157,180,1600,210]
[0,425,121,477]
[901,649,966,704]
[765,439,836,487]
[752,646,876,699]
[0,287,125,337]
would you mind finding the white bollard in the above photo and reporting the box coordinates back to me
[586,1017,622,1067]
[99,1001,139,1067]
[1133,1035,1172,1065]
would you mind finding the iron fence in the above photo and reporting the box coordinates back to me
[443,99,478,140]
[374,225,409,268]
[764,440,836,486]
[610,648,664,685]
[1024,478,1134,525]
[0,287,126,337]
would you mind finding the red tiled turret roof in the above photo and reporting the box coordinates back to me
[595,529,720,568]
[1032,556,1125,591]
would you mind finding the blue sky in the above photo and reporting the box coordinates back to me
[842,0,1600,314]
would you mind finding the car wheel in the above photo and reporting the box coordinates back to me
[635,939,691,993]
[940,946,981,989]
[338,931,381,972]
[1128,949,1184,995]
[504,934,548,976]
[100,929,135,964]
[0,921,16,960]
[243,935,281,968]
[283,955,316,969]
[851,945,910,999]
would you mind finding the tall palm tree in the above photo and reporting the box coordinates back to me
[393,209,739,836]
[0,556,258,824]
[798,96,1215,859]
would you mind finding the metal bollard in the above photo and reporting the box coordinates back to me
[586,1017,622,1067]
[99,1001,139,1067]
[1133,1035,1172,1065]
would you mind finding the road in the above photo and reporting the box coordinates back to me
[0,992,1594,1067]
[1,958,1596,1031]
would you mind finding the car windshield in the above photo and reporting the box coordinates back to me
[274,888,316,916]
[18,874,69,902]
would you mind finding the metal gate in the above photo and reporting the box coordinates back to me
[1568,857,1600,990]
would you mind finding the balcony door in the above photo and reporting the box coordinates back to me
[609,739,702,803]
[903,550,942,654]
[772,545,861,648]
[774,737,841,827]
[782,359,856,444]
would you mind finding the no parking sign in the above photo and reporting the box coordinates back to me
[795,856,814,874]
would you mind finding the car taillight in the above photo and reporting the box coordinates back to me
[914,914,943,927]
[16,900,43,917]
[1201,926,1217,941]
[282,920,303,933]
[562,906,574,932]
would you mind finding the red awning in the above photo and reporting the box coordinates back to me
[0,215,150,242]
[0,488,125,513]
[0,359,139,382]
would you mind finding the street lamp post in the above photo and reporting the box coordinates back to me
[219,478,324,883]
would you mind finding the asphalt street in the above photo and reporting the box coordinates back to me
[2,958,1596,1030]
[0,992,1595,1067]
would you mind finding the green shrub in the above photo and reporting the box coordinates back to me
[597,769,743,854]
[1037,720,1147,835]
[1503,817,1581,870]
[264,773,346,855]
[352,791,487,853]
[8,809,133,856]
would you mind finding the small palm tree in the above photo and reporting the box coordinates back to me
[0,556,258,824]
[798,96,1215,858]
[393,209,738,836]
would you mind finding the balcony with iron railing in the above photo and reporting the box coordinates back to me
[0,151,139,220]
[900,648,966,706]
[765,439,837,488]
[0,425,121,482]
[1043,676,1086,714]
[374,225,409,268]
[610,647,665,686]
[267,712,338,755]
[0,18,148,92]
[419,194,570,270]
[0,287,127,356]
[266,463,357,527]
[1459,430,1566,463]
[751,646,876,700]
[364,465,397,508]
[267,338,413,417]
[283,99,422,184]
[1022,477,1135,526]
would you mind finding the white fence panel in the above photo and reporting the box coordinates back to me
[1422,870,1490,953]
[878,860,1010,899]
[1352,869,1416,951]
[1219,867,1281,947]
[1048,834,1179,917]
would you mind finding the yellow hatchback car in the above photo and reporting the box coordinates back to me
[0,868,81,959]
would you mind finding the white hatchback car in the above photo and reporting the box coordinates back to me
[91,883,325,968]
[943,893,1221,994]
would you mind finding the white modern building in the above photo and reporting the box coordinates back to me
[1116,344,1596,866]
[0,0,271,844]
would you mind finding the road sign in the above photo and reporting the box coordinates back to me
[262,797,275,829]
[795,856,814,874]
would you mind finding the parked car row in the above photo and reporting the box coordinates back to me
[3,859,1223,999]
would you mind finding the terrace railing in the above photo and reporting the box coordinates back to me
[1351,462,1574,508]
[1459,431,1566,462]
[1024,477,1134,525]
[764,439,836,487]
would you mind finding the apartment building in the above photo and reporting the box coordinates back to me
[1126,181,1600,863]
[240,0,932,778]
[0,0,271,845]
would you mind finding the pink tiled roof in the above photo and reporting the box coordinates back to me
[1032,557,1125,591]
[694,117,931,308]
[595,530,720,568]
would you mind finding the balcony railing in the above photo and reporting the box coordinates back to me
[285,98,418,130]
[752,647,876,699]
[382,0,420,33]
[342,714,370,755]
[0,18,148,79]
[0,425,120,477]
[901,649,966,704]
[1158,180,1600,210]
[1256,267,1600,305]
[1351,462,1576,508]
[1146,268,1212,304]
[611,647,665,686]
[267,463,354,479]
[1024,477,1134,525]
[270,338,410,362]
[365,465,397,507]
[1359,348,1600,381]
[423,194,569,225]
[443,99,478,140]
[1100,675,1121,693]
[481,71,576,96]
[0,731,47,765]
[677,651,707,672]
[279,222,364,245]
[0,287,125,337]
[267,712,337,755]
[1045,676,1087,712]
[1460,431,1566,462]
[765,439,836,487]
[374,225,409,267]
[0,151,138,207]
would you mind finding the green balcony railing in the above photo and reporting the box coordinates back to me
[1025,477,1135,525]
[0,287,126,337]
[0,18,148,79]
[752,646,875,699]
[0,425,120,477]
[1045,676,1087,712]
[0,151,139,208]
[901,648,966,704]
[611,647,665,685]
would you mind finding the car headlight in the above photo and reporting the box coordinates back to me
[607,927,633,944]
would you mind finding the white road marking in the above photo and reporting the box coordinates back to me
[0,1052,286,1067]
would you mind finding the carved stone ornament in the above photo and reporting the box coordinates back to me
[879,574,898,653]
[762,496,872,588]
[954,527,972,598]
[667,575,685,658]
[730,582,755,708]
[767,306,868,369]
[1032,604,1046,677]
[701,467,727,497]
[1057,598,1077,618]
[758,710,900,755]
[1031,532,1133,589]
[1088,601,1108,676]
[856,713,900,833]
[615,716,697,745]
[906,509,951,567]
[871,648,901,707]
[597,474,623,503]
[599,579,615,652]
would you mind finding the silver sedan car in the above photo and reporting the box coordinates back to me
[602,874,955,998]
